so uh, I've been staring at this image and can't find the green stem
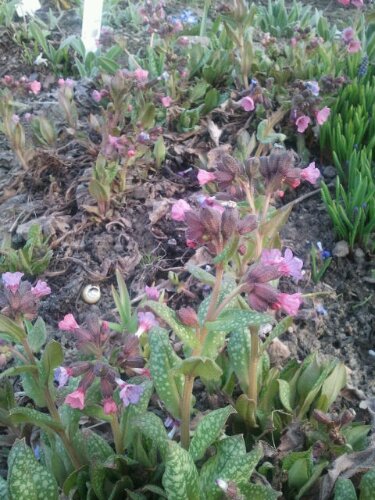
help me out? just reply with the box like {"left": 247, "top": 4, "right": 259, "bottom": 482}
{"left": 180, "top": 264, "right": 224, "bottom": 450}
{"left": 180, "top": 375, "right": 195, "bottom": 450}
{"left": 213, "top": 284, "right": 245, "bottom": 319}
{"left": 110, "top": 413, "right": 123, "bottom": 454}
{"left": 247, "top": 326, "right": 259, "bottom": 409}
{"left": 200, "top": 0, "right": 212, "bottom": 37}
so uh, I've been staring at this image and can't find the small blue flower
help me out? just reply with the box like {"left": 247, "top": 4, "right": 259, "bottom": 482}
{"left": 316, "top": 304, "right": 328, "bottom": 316}
{"left": 321, "top": 250, "right": 331, "bottom": 260}
{"left": 33, "top": 444, "right": 41, "bottom": 460}
{"left": 305, "top": 80, "right": 320, "bottom": 96}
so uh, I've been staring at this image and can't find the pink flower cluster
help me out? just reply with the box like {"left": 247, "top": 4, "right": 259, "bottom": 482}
{"left": 1, "top": 75, "right": 41, "bottom": 95}
{"left": 295, "top": 107, "right": 331, "bottom": 133}
{"left": 337, "top": 0, "right": 364, "bottom": 8}
{"left": 341, "top": 27, "right": 362, "bottom": 53}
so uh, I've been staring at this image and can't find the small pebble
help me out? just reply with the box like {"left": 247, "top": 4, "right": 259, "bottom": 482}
{"left": 332, "top": 240, "right": 349, "bottom": 258}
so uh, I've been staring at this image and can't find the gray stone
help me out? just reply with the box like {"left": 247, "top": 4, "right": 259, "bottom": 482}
{"left": 332, "top": 240, "right": 349, "bottom": 257}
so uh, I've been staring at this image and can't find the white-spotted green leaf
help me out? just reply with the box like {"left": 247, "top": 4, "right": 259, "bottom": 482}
{"left": 135, "top": 412, "right": 169, "bottom": 459}
{"left": 0, "top": 476, "right": 7, "bottom": 499}
{"left": 145, "top": 301, "right": 198, "bottom": 349}
{"left": 228, "top": 328, "right": 251, "bottom": 392}
{"left": 360, "top": 469, "right": 375, "bottom": 500}
{"left": 9, "top": 408, "right": 64, "bottom": 433}
{"left": 277, "top": 379, "right": 293, "bottom": 412}
{"left": 162, "top": 442, "right": 201, "bottom": 500}
{"left": 8, "top": 439, "right": 58, "bottom": 500}
{"left": 187, "top": 265, "right": 215, "bottom": 285}
{"left": 206, "top": 309, "right": 272, "bottom": 332}
{"left": 189, "top": 406, "right": 236, "bottom": 461}
{"left": 82, "top": 429, "right": 113, "bottom": 464}
{"left": 25, "top": 317, "right": 47, "bottom": 353}
{"left": 149, "top": 327, "right": 184, "bottom": 418}
{"left": 334, "top": 478, "right": 357, "bottom": 500}
{"left": 200, "top": 436, "right": 263, "bottom": 499}
{"left": 172, "top": 356, "right": 222, "bottom": 381}
{"left": 239, "top": 483, "right": 281, "bottom": 499}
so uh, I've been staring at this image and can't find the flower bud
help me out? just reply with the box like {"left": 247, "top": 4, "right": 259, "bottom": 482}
{"left": 177, "top": 307, "right": 198, "bottom": 327}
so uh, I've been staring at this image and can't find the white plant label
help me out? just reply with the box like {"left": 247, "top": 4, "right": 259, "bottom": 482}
{"left": 16, "top": 0, "right": 41, "bottom": 17}
{"left": 81, "top": 0, "right": 104, "bottom": 53}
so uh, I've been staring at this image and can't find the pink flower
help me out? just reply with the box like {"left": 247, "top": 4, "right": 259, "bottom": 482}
{"left": 29, "top": 80, "right": 41, "bottom": 95}
{"left": 342, "top": 27, "right": 355, "bottom": 42}
{"left": 54, "top": 366, "right": 72, "bottom": 388}
{"left": 24, "top": 113, "right": 32, "bottom": 122}
{"left": 197, "top": 169, "right": 216, "bottom": 186}
{"left": 161, "top": 96, "right": 172, "bottom": 108}
{"left": 171, "top": 199, "right": 191, "bottom": 221}
{"left": 59, "top": 314, "right": 79, "bottom": 331}
{"left": 261, "top": 249, "right": 303, "bottom": 281}
{"left": 116, "top": 379, "right": 144, "bottom": 406}
{"left": 65, "top": 78, "right": 74, "bottom": 88}
{"left": 127, "top": 149, "right": 136, "bottom": 157}
{"left": 92, "top": 90, "right": 102, "bottom": 102}
{"left": 65, "top": 388, "right": 85, "bottom": 410}
{"left": 186, "top": 239, "right": 197, "bottom": 249}
{"left": 291, "top": 37, "right": 297, "bottom": 47}
{"left": 295, "top": 115, "right": 311, "bottom": 133}
{"left": 2, "top": 272, "right": 24, "bottom": 294}
{"left": 316, "top": 107, "right": 331, "bottom": 126}
{"left": 134, "top": 68, "right": 149, "bottom": 83}
{"left": 301, "top": 162, "right": 321, "bottom": 184}
{"left": 351, "top": 0, "right": 364, "bottom": 7}
{"left": 347, "top": 39, "right": 361, "bottom": 53}
{"left": 58, "top": 78, "right": 65, "bottom": 86}
{"left": 172, "top": 20, "right": 184, "bottom": 33}
{"left": 178, "top": 36, "right": 189, "bottom": 46}
{"left": 145, "top": 285, "right": 159, "bottom": 300}
{"left": 12, "top": 114, "right": 20, "bottom": 124}
{"left": 136, "top": 311, "right": 158, "bottom": 337}
{"left": 238, "top": 96, "right": 255, "bottom": 112}
{"left": 108, "top": 134, "right": 120, "bottom": 148}
{"left": 31, "top": 280, "right": 51, "bottom": 298}
{"left": 276, "top": 293, "right": 303, "bottom": 316}
{"left": 103, "top": 398, "right": 118, "bottom": 415}
{"left": 337, "top": 0, "right": 350, "bottom": 5}
{"left": 199, "top": 196, "right": 225, "bottom": 214}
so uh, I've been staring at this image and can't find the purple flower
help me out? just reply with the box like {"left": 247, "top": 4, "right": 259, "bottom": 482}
{"left": 136, "top": 312, "right": 158, "bottom": 337}
{"left": 2, "top": 272, "right": 24, "bottom": 294}
{"left": 145, "top": 286, "right": 159, "bottom": 300}
{"left": 305, "top": 80, "right": 320, "bottom": 96}
{"left": 54, "top": 366, "right": 72, "bottom": 388}
{"left": 31, "top": 280, "right": 51, "bottom": 298}
{"left": 116, "top": 379, "right": 144, "bottom": 406}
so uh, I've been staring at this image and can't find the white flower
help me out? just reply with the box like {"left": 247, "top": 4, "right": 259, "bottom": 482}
{"left": 34, "top": 53, "right": 48, "bottom": 66}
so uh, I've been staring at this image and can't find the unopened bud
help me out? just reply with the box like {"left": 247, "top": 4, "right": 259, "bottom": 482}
{"left": 177, "top": 307, "right": 199, "bottom": 327}
{"left": 339, "top": 409, "right": 356, "bottom": 427}
{"left": 312, "top": 409, "right": 333, "bottom": 426}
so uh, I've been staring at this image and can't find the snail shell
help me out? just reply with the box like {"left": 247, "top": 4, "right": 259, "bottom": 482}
{"left": 82, "top": 285, "right": 101, "bottom": 304}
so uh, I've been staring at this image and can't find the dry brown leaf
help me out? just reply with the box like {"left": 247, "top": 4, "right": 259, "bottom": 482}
{"left": 148, "top": 199, "right": 170, "bottom": 225}
{"left": 207, "top": 119, "right": 222, "bottom": 147}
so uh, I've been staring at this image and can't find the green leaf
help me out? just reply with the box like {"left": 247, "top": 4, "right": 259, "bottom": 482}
{"left": 172, "top": 356, "right": 222, "bottom": 381}
{"left": 257, "top": 119, "right": 286, "bottom": 144}
{"left": 82, "top": 429, "right": 114, "bottom": 464}
{"left": 40, "top": 340, "right": 63, "bottom": 386}
{"left": 278, "top": 379, "right": 293, "bottom": 412}
{"left": 135, "top": 412, "right": 169, "bottom": 459}
{"left": 145, "top": 301, "right": 198, "bottom": 348}
{"left": 235, "top": 393, "right": 257, "bottom": 427}
{"left": 262, "top": 317, "right": 293, "bottom": 350}
{"left": 360, "top": 469, "right": 375, "bottom": 500}
{"left": 298, "top": 360, "right": 337, "bottom": 419}
{"left": 315, "top": 363, "right": 347, "bottom": 413}
{"left": 148, "top": 327, "right": 184, "bottom": 418}
{"left": 9, "top": 408, "right": 64, "bottom": 433}
{"left": 8, "top": 439, "right": 58, "bottom": 500}
{"left": 0, "top": 476, "right": 8, "bottom": 500}
{"left": 139, "top": 103, "right": 155, "bottom": 129}
{"left": 0, "top": 314, "right": 26, "bottom": 343}
{"left": 162, "top": 442, "right": 201, "bottom": 500}
{"left": 239, "top": 483, "right": 281, "bottom": 499}
{"left": 0, "top": 364, "right": 38, "bottom": 380}
{"left": 153, "top": 136, "right": 166, "bottom": 168}
{"left": 200, "top": 437, "right": 263, "bottom": 499}
{"left": 26, "top": 317, "right": 47, "bottom": 353}
{"left": 334, "top": 478, "right": 357, "bottom": 500}
{"left": 189, "top": 406, "right": 236, "bottom": 461}
{"left": 187, "top": 265, "right": 215, "bottom": 286}
{"left": 207, "top": 309, "right": 272, "bottom": 332}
